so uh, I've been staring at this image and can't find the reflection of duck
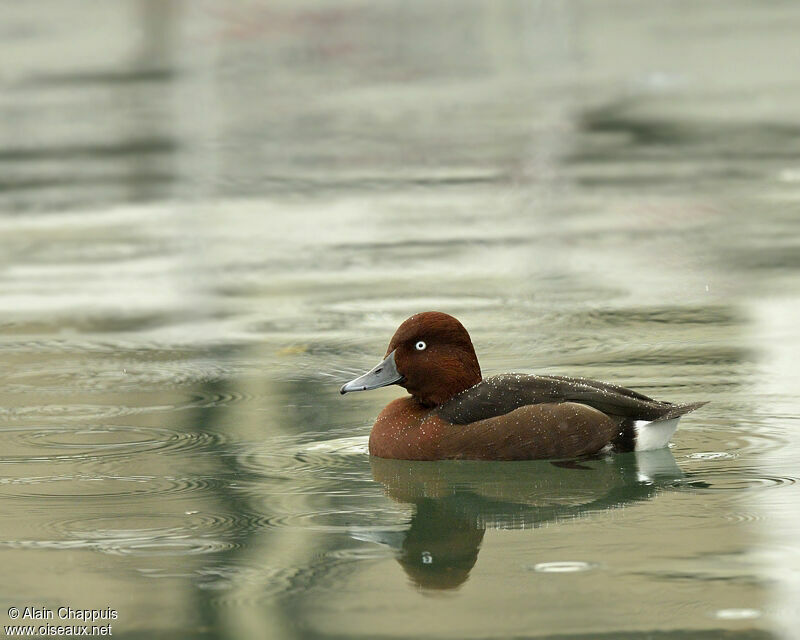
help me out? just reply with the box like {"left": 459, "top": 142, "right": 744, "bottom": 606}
{"left": 354, "top": 451, "right": 683, "bottom": 590}
{"left": 341, "top": 312, "right": 706, "bottom": 460}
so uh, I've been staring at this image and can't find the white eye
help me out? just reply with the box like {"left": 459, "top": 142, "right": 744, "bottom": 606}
{"left": 415, "top": 340, "right": 427, "bottom": 351}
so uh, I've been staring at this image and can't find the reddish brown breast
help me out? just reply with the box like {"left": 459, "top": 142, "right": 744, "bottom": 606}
{"left": 369, "top": 397, "right": 448, "bottom": 460}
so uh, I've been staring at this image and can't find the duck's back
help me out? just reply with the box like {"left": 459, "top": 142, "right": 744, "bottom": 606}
{"left": 432, "top": 374, "right": 706, "bottom": 458}
{"left": 437, "top": 374, "right": 704, "bottom": 424}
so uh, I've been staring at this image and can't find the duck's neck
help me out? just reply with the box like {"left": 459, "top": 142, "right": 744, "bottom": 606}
{"left": 412, "top": 353, "right": 482, "bottom": 408}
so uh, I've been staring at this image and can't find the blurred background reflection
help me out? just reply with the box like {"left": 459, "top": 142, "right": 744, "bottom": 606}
{"left": 1, "top": 1, "right": 800, "bottom": 638}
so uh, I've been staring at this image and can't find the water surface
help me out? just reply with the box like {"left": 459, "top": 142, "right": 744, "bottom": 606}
{"left": 2, "top": 1, "right": 800, "bottom": 638}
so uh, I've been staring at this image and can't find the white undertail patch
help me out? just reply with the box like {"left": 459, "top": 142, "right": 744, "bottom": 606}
{"left": 634, "top": 447, "right": 684, "bottom": 483}
{"left": 633, "top": 417, "right": 680, "bottom": 452}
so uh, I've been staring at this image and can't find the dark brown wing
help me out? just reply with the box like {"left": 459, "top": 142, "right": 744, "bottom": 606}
{"left": 436, "top": 373, "right": 706, "bottom": 424}
{"left": 538, "top": 374, "right": 656, "bottom": 402}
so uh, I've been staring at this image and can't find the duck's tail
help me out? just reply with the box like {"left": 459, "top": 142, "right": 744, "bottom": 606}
{"left": 615, "top": 401, "right": 708, "bottom": 452}
{"left": 658, "top": 400, "right": 708, "bottom": 420}
{"left": 632, "top": 418, "right": 681, "bottom": 451}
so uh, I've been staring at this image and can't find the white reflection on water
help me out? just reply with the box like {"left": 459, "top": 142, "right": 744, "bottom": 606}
{"left": 753, "top": 298, "right": 800, "bottom": 638}
{"left": 531, "top": 561, "right": 597, "bottom": 573}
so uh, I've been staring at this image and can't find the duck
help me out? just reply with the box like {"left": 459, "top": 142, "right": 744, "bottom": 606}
{"left": 339, "top": 311, "right": 706, "bottom": 461}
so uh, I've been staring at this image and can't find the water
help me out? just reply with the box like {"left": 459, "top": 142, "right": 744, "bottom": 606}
{"left": 2, "top": 1, "right": 800, "bottom": 638}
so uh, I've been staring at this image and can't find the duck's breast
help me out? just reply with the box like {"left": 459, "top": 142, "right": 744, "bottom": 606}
{"left": 369, "top": 397, "right": 446, "bottom": 460}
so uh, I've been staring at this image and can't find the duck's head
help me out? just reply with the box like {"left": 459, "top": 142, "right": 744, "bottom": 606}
{"left": 340, "top": 311, "right": 482, "bottom": 407}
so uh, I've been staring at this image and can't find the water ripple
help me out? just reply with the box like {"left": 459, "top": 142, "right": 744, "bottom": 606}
{"left": 0, "top": 473, "right": 221, "bottom": 499}
{"left": 0, "top": 534, "right": 232, "bottom": 556}
{"left": 675, "top": 473, "right": 796, "bottom": 492}
{"left": 0, "top": 390, "right": 251, "bottom": 422}
{"left": 236, "top": 434, "right": 371, "bottom": 490}
{"left": 0, "top": 425, "right": 229, "bottom": 463}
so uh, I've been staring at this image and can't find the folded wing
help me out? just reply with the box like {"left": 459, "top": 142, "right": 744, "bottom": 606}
{"left": 437, "top": 373, "right": 706, "bottom": 424}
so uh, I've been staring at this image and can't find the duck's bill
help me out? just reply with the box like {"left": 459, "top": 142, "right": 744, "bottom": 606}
{"left": 340, "top": 350, "right": 404, "bottom": 394}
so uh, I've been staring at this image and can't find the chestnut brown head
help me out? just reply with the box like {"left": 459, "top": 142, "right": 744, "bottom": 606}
{"left": 340, "top": 311, "right": 482, "bottom": 407}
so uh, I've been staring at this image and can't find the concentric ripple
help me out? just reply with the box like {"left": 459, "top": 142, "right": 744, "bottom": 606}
{"left": 236, "top": 434, "right": 371, "bottom": 489}
{"left": 0, "top": 473, "right": 221, "bottom": 499}
{"left": 255, "top": 504, "right": 403, "bottom": 532}
{"left": 675, "top": 473, "right": 797, "bottom": 492}
{"left": 3, "top": 356, "right": 253, "bottom": 396}
{"left": 50, "top": 511, "right": 275, "bottom": 544}
{"left": 0, "top": 532, "right": 233, "bottom": 556}
{"left": 0, "top": 425, "right": 229, "bottom": 463}
{"left": 47, "top": 513, "right": 238, "bottom": 556}
{"left": 0, "top": 389, "right": 251, "bottom": 423}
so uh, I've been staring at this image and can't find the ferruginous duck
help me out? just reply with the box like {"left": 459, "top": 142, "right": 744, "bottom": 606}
{"left": 340, "top": 311, "right": 706, "bottom": 460}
